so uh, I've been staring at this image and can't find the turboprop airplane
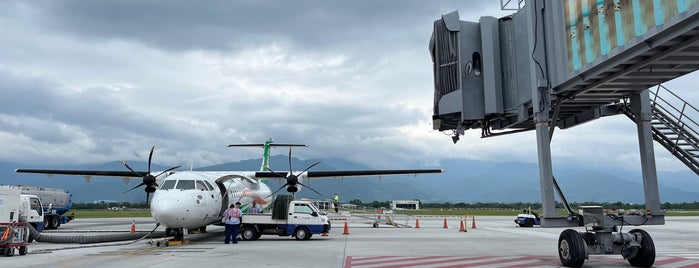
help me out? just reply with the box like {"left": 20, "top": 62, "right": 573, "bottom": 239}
{"left": 15, "top": 140, "right": 443, "bottom": 240}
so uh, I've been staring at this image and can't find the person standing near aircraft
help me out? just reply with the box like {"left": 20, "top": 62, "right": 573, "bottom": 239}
{"left": 333, "top": 193, "right": 339, "bottom": 213}
{"left": 223, "top": 202, "right": 243, "bottom": 244}
{"left": 249, "top": 200, "right": 261, "bottom": 213}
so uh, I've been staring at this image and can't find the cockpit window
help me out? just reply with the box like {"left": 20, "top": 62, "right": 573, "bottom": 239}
{"left": 175, "top": 180, "right": 195, "bottom": 190}
{"left": 203, "top": 180, "right": 214, "bottom": 190}
{"left": 195, "top": 180, "right": 208, "bottom": 191}
{"left": 160, "top": 180, "right": 176, "bottom": 190}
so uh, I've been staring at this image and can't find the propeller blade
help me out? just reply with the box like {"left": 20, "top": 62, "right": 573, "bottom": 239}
{"left": 264, "top": 183, "right": 289, "bottom": 199}
{"left": 297, "top": 182, "right": 324, "bottom": 197}
{"left": 154, "top": 165, "right": 182, "bottom": 178}
{"left": 120, "top": 182, "right": 146, "bottom": 196}
{"left": 299, "top": 161, "right": 321, "bottom": 174}
{"left": 265, "top": 167, "right": 286, "bottom": 179}
{"left": 121, "top": 161, "right": 140, "bottom": 176}
{"left": 288, "top": 147, "right": 293, "bottom": 172}
{"left": 147, "top": 146, "right": 155, "bottom": 172}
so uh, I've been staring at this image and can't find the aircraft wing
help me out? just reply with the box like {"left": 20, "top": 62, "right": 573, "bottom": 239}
{"left": 15, "top": 169, "right": 147, "bottom": 177}
{"left": 255, "top": 169, "right": 444, "bottom": 178}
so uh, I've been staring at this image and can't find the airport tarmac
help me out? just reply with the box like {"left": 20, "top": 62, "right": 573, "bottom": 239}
{"left": 3, "top": 215, "right": 699, "bottom": 268}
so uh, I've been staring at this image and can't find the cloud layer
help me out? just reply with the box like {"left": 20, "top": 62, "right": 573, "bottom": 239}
{"left": 1, "top": 0, "right": 696, "bottom": 173}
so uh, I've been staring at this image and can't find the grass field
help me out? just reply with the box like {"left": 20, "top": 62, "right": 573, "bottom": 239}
{"left": 66, "top": 208, "right": 699, "bottom": 219}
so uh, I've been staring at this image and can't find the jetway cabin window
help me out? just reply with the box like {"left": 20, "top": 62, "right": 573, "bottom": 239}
{"left": 160, "top": 180, "right": 176, "bottom": 190}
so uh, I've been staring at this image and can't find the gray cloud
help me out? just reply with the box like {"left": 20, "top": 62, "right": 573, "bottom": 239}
{"left": 0, "top": 0, "right": 696, "bottom": 173}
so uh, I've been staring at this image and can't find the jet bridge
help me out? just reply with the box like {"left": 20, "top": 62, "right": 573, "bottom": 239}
{"left": 430, "top": 0, "right": 699, "bottom": 228}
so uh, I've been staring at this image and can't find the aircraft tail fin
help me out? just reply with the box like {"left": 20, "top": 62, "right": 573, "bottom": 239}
{"left": 228, "top": 138, "right": 307, "bottom": 171}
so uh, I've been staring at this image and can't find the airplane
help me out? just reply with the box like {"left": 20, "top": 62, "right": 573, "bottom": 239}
{"left": 15, "top": 139, "right": 444, "bottom": 240}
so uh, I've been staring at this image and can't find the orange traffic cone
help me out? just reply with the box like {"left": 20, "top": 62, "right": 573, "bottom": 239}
{"left": 459, "top": 219, "right": 466, "bottom": 232}
{"left": 415, "top": 218, "right": 420, "bottom": 228}
{"left": 471, "top": 216, "right": 477, "bottom": 229}
{"left": 343, "top": 220, "right": 349, "bottom": 235}
{"left": 130, "top": 219, "right": 136, "bottom": 233}
{"left": 443, "top": 217, "right": 448, "bottom": 229}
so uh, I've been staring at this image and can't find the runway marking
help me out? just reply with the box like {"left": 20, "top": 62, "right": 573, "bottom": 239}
{"left": 87, "top": 247, "right": 213, "bottom": 256}
{"left": 345, "top": 255, "right": 699, "bottom": 268}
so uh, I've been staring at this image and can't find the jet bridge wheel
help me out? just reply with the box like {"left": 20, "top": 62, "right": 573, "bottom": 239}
{"left": 558, "top": 229, "right": 587, "bottom": 267}
{"left": 627, "top": 229, "right": 655, "bottom": 267}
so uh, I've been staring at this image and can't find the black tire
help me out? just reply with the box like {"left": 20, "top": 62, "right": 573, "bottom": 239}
{"left": 294, "top": 227, "right": 310, "bottom": 240}
{"left": 523, "top": 218, "right": 534, "bottom": 227}
{"left": 19, "top": 246, "right": 27, "bottom": 256}
{"left": 43, "top": 217, "right": 50, "bottom": 230}
{"left": 4, "top": 247, "right": 14, "bottom": 257}
{"left": 627, "top": 229, "right": 655, "bottom": 267}
{"left": 558, "top": 229, "right": 587, "bottom": 267}
{"left": 241, "top": 226, "right": 258, "bottom": 241}
{"left": 51, "top": 216, "right": 60, "bottom": 229}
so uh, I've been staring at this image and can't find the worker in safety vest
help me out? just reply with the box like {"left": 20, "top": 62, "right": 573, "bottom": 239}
{"left": 223, "top": 202, "right": 243, "bottom": 244}
{"left": 333, "top": 193, "right": 339, "bottom": 213}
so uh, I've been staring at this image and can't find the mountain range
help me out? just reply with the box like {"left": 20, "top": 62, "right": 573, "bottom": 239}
{"left": 1, "top": 156, "right": 697, "bottom": 204}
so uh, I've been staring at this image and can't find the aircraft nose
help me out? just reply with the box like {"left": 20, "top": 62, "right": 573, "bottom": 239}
{"left": 151, "top": 196, "right": 186, "bottom": 227}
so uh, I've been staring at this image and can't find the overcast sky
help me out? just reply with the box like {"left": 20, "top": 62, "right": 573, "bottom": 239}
{"left": 1, "top": 0, "right": 697, "bottom": 173}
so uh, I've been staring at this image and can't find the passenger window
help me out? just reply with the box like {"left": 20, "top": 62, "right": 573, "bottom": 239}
{"left": 160, "top": 180, "right": 176, "bottom": 190}
{"left": 176, "top": 180, "right": 195, "bottom": 190}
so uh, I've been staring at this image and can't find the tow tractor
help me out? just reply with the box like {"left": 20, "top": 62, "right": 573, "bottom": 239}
{"left": 558, "top": 206, "right": 655, "bottom": 267}
{"left": 514, "top": 207, "right": 540, "bottom": 227}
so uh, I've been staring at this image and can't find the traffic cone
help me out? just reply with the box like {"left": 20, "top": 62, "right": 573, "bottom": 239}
{"left": 415, "top": 218, "right": 420, "bottom": 228}
{"left": 443, "top": 217, "right": 448, "bottom": 229}
{"left": 471, "top": 216, "right": 477, "bottom": 229}
{"left": 459, "top": 219, "right": 466, "bottom": 232}
{"left": 130, "top": 219, "right": 136, "bottom": 233}
{"left": 343, "top": 220, "right": 349, "bottom": 235}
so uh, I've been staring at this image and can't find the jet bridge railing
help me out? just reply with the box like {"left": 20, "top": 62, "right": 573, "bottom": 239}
{"left": 622, "top": 84, "right": 699, "bottom": 175}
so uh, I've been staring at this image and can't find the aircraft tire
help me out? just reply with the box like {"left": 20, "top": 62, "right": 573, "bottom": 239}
{"left": 627, "top": 229, "right": 655, "bottom": 267}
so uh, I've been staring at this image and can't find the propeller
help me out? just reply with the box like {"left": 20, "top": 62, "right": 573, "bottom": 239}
{"left": 121, "top": 146, "right": 181, "bottom": 204}
{"left": 265, "top": 147, "right": 324, "bottom": 198}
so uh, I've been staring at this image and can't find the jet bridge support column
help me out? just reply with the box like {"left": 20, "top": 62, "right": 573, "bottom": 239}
{"left": 630, "top": 90, "right": 665, "bottom": 222}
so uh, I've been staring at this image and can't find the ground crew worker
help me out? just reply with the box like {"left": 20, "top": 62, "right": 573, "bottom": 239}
{"left": 223, "top": 202, "right": 243, "bottom": 244}
{"left": 333, "top": 193, "right": 339, "bottom": 213}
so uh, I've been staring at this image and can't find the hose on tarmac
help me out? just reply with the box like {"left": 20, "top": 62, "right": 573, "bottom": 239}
{"left": 28, "top": 223, "right": 166, "bottom": 244}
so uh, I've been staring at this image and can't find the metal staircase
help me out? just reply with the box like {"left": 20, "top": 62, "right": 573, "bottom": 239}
{"left": 624, "top": 85, "right": 699, "bottom": 175}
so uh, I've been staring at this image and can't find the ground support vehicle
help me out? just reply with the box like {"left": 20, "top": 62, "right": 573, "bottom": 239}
{"left": 240, "top": 196, "right": 331, "bottom": 241}
{"left": 558, "top": 206, "right": 655, "bottom": 267}
{"left": 18, "top": 185, "right": 74, "bottom": 230}
{"left": 514, "top": 207, "right": 541, "bottom": 227}
{"left": 0, "top": 222, "right": 30, "bottom": 257}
